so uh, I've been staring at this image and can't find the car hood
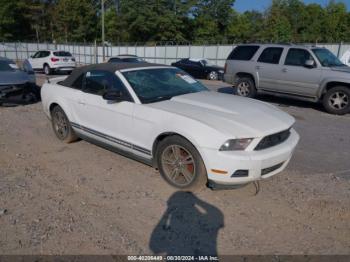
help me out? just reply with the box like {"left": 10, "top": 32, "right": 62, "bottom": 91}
{"left": 149, "top": 91, "right": 295, "bottom": 138}
{"left": 330, "top": 66, "right": 350, "bottom": 74}
{"left": 0, "top": 70, "right": 31, "bottom": 85}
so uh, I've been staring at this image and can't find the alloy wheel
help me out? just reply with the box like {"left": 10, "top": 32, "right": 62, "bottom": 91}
{"left": 161, "top": 145, "right": 196, "bottom": 187}
{"left": 329, "top": 91, "right": 349, "bottom": 110}
{"left": 209, "top": 71, "right": 218, "bottom": 80}
{"left": 53, "top": 110, "right": 68, "bottom": 139}
{"left": 237, "top": 81, "right": 250, "bottom": 96}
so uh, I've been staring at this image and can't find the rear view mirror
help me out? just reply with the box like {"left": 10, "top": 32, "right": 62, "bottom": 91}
{"left": 103, "top": 90, "right": 123, "bottom": 101}
{"left": 304, "top": 59, "right": 315, "bottom": 68}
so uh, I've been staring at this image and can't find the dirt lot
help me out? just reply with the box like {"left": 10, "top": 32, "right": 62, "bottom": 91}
{"left": 0, "top": 74, "right": 350, "bottom": 255}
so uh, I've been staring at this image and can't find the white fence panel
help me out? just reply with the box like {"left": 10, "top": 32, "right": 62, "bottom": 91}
{"left": 2, "top": 42, "right": 350, "bottom": 67}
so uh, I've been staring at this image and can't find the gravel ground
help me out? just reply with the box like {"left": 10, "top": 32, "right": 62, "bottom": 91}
{"left": 0, "top": 74, "right": 349, "bottom": 255}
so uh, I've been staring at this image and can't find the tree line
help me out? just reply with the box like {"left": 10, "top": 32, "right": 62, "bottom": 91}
{"left": 0, "top": 0, "right": 349, "bottom": 44}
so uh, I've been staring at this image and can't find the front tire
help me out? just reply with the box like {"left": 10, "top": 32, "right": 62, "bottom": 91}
{"left": 156, "top": 136, "right": 207, "bottom": 190}
{"left": 322, "top": 86, "right": 350, "bottom": 115}
{"left": 51, "top": 105, "right": 78, "bottom": 143}
{"left": 208, "top": 71, "right": 218, "bottom": 80}
{"left": 236, "top": 77, "right": 257, "bottom": 98}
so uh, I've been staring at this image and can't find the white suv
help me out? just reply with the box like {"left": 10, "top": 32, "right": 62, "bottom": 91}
{"left": 28, "top": 50, "right": 76, "bottom": 75}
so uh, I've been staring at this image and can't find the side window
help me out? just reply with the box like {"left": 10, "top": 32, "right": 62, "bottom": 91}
{"left": 33, "top": 52, "right": 41, "bottom": 58}
{"left": 188, "top": 60, "right": 201, "bottom": 67}
{"left": 285, "top": 48, "right": 314, "bottom": 66}
{"left": 41, "top": 51, "right": 50, "bottom": 58}
{"left": 83, "top": 70, "right": 132, "bottom": 101}
{"left": 108, "top": 58, "right": 121, "bottom": 63}
{"left": 228, "top": 45, "right": 260, "bottom": 61}
{"left": 83, "top": 70, "right": 114, "bottom": 95}
{"left": 71, "top": 74, "right": 84, "bottom": 90}
{"left": 258, "top": 47, "right": 283, "bottom": 64}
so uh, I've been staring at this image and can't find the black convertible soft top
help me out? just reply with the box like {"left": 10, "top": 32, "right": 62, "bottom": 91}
{"left": 60, "top": 62, "right": 167, "bottom": 87}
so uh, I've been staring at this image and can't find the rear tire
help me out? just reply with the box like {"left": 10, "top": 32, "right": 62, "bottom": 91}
{"left": 236, "top": 77, "right": 257, "bottom": 98}
{"left": 44, "top": 64, "right": 52, "bottom": 75}
{"left": 156, "top": 135, "right": 207, "bottom": 190}
{"left": 51, "top": 105, "right": 78, "bottom": 143}
{"left": 322, "top": 86, "right": 350, "bottom": 115}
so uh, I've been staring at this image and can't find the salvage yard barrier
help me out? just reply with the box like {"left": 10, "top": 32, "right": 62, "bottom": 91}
{"left": 1, "top": 41, "right": 349, "bottom": 67}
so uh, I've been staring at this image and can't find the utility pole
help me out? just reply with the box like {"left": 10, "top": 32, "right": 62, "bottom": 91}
{"left": 102, "top": 0, "right": 105, "bottom": 61}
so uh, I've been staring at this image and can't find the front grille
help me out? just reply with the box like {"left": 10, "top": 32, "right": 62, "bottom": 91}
{"left": 261, "top": 162, "right": 284, "bottom": 176}
{"left": 255, "top": 128, "right": 291, "bottom": 151}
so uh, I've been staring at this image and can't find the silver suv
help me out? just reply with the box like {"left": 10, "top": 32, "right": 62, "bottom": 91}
{"left": 224, "top": 44, "right": 350, "bottom": 115}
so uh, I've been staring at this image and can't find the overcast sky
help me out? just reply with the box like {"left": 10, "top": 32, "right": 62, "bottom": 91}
{"left": 234, "top": 0, "right": 350, "bottom": 12}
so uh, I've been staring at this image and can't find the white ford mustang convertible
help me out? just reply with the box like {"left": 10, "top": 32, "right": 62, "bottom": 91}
{"left": 41, "top": 63, "right": 299, "bottom": 190}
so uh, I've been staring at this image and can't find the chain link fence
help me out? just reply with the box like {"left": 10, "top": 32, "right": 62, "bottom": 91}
{"left": 1, "top": 41, "right": 350, "bottom": 67}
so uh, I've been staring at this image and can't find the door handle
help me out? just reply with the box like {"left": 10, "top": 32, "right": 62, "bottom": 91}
{"left": 78, "top": 101, "right": 85, "bottom": 105}
{"left": 255, "top": 66, "right": 261, "bottom": 70}
{"left": 282, "top": 68, "right": 288, "bottom": 73}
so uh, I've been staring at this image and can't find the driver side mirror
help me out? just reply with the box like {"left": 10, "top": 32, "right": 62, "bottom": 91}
{"left": 30, "top": 55, "right": 34, "bottom": 58}
{"left": 102, "top": 90, "right": 123, "bottom": 102}
{"left": 304, "top": 59, "right": 315, "bottom": 68}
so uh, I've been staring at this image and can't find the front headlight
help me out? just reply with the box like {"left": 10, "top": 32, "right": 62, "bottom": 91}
{"left": 219, "top": 138, "right": 253, "bottom": 151}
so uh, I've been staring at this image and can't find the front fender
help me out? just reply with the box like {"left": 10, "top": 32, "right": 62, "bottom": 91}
{"left": 318, "top": 77, "right": 350, "bottom": 98}
{"left": 40, "top": 83, "right": 77, "bottom": 123}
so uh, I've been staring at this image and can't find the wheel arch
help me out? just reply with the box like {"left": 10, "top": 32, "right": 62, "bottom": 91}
{"left": 151, "top": 132, "right": 206, "bottom": 169}
{"left": 319, "top": 80, "right": 350, "bottom": 99}
{"left": 49, "top": 102, "right": 59, "bottom": 113}
{"left": 48, "top": 101, "right": 74, "bottom": 122}
{"left": 235, "top": 72, "right": 256, "bottom": 87}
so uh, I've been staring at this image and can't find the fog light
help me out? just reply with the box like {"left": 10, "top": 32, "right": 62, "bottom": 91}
{"left": 231, "top": 170, "right": 249, "bottom": 177}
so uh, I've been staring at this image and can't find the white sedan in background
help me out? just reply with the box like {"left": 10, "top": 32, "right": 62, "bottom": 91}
{"left": 28, "top": 50, "right": 76, "bottom": 75}
{"left": 41, "top": 63, "right": 299, "bottom": 190}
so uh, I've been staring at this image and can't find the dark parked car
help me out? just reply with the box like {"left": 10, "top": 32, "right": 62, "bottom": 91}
{"left": 0, "top": 57, "right": 40, "bottom": 106}
{"left": 171, "top": 58, "right": 224, "bottom": 80}
{"left": 107, "top": 55, "right": 145, "bottom": 63}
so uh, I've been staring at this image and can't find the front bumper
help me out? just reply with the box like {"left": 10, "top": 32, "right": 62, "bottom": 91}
{"left": 201, "top": 129, "right": 299, "bottom": 186}
{"left": 0, "top": 82, "right": 40, "bottom": 104}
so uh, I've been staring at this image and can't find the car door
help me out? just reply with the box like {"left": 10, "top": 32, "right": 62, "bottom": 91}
{"left": 175, "top": 59, "right": 192, "bottom": 74}
{"left": 74, "top": 70, "right": 136, "bottom": 153}
{"left": 279, "top": 48, "right": 322, "bottom": 97}
{"left": 28, "top": 51, "right": 42, "bottom": 69}
{"left": 184, "top": 60, "right": 203, "bottom": 78}
{"left": 255, "top": 47, "right": 284, "bottom": 90}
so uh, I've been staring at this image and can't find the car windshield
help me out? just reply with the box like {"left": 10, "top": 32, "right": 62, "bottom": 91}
{"left": 312, "top": 48, "right": 345, "bottom": 67}
{"left": 0, "top": 60, "right": 18, "bottom": 72}
{"left": 53, "top": 51, "right": 72, "bottom": 57}
{"left": 201, "top": 59, "right": 215, "bottom": 66}
{"left": 122, "top": 57, "right": 143, "bottom": 62}
{"left": 110, "top": 57, "right": 143, "bottom": 63}
{"left": 122, "top": 68, "right": 208, "bottom": 103}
